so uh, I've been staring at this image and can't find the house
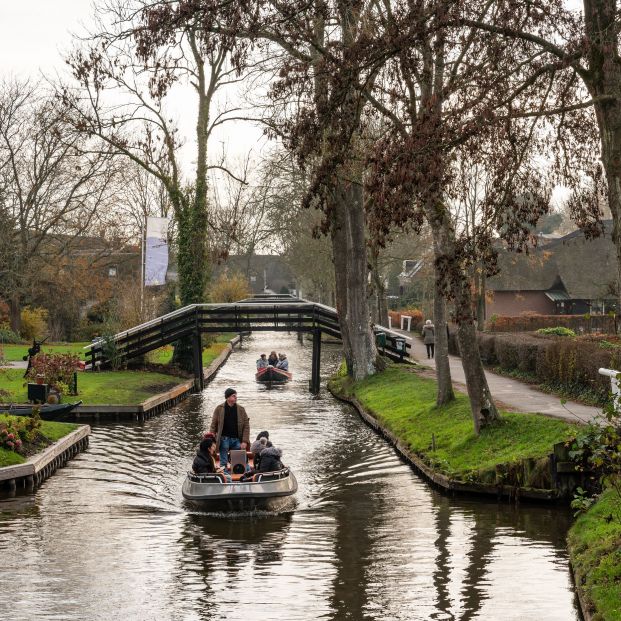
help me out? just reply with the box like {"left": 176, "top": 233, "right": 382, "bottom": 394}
{"left": 486, "top": 221, "right": 617, "bottom": 316}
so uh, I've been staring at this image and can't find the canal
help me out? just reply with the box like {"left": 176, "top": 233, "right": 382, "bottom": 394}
{"left": 0, "top": 333, "right": 581, "bottom": 620}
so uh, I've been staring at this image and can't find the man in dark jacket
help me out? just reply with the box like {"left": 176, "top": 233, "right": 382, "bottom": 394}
{"left": 258, "top": 446, "right": 284, "bottom": 472}
{"left": 192, "top": 438, "right": 217, "bottom": 473}
{"left": 209, "top": 388, "right": 250, "bottom": 470}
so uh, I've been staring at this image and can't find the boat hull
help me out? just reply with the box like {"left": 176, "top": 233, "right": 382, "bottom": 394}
{"left": 182, "top": 470, "right": 298, "bottom": 512}
{"left": 0, "top": 401, "right": 83, "bottom": 420}
{"left": 255, "top": 366, "right": 292, "bottom": 383}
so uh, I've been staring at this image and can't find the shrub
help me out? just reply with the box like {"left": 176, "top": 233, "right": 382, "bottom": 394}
{"left": 101, "top": 334, "right": 123, "bottom": 370}
{"left": 0, "top": 326, "right": 22, "bottom": 343}
{"left": 20, "top": 307, "right": 48, "bottom": 341}
{"left": 0, "top": 414, "right": 42, "bottom": 454}
{"left": 537, "top": 326, "right": 576, "bottom": 337}
{"left": 209, "top": 270, "right": 251, "bottom": 303}
{"left": 25, "top": 353, "right": 80, "bottom": 395}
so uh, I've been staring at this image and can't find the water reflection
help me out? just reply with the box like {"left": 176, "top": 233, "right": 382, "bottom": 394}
{"left": 0, "top": 333, "right": 580, "bottom": 620}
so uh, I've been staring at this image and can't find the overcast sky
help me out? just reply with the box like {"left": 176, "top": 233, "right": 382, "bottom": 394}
{"left": 0, "top": 1, "right": 267, "bottom": 180}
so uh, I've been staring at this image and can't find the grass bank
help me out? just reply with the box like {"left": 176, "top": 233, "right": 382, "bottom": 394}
{"left": 0, "top": 368, "right": 186, "bottom": 405}
{"left": 328, "top": 364, "right": 577, "bottom": 481}
{"left": 1, "top": 342, "right": 89, "bottom": 362}
{"left": 0, "top": 414, "right": 78, "bottom": 467}
{"left": 146, "top": 333, "right": 235, "bottom": 366}
{"left": 568, "top": 489, "right": 621, "bottom": 621}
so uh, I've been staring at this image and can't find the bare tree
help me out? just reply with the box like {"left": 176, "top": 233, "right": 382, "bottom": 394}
{"left": 0, "top": 79, "right": 120, "bottom": 334}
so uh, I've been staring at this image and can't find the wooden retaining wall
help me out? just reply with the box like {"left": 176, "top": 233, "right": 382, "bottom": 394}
{"left": 0, "top": 425, "right": 90, "bottom": 494}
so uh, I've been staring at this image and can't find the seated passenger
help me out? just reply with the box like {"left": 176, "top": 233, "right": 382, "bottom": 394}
{"left": 250, "top": 431, "right": 270, "bottom": 469}
{"left": 276, "top": 353, "right": 289, "bottom": 372}
{"left": 192, "top": 438, "right": 231, "bottom": 481}
{"left": 256, "top": 353, "right": 268, "bottom": 370}
{"left": 267, "top": 351, "right": 278, "bottom": 366}
{"left": 258, "top": 445, "right": 284, "bottom": 472}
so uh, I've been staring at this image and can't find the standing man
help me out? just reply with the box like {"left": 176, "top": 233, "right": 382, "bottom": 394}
{"left": 210, "top": 387, "right": 250, "bottom": 470}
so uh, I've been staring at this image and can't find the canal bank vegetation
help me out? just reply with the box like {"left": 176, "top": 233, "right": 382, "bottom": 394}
{"left": 569, "top": 488, "right": 621, "bottom": 621}
{"left": 0, "top": 413, "right": 78, "bottom": 467}
{"left": 328, "top": 364, "right": 577, "bottom": 481}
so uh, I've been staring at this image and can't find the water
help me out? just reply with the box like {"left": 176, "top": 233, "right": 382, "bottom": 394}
{"left": 0, "top": 333, "right": 581, "bottom": 620}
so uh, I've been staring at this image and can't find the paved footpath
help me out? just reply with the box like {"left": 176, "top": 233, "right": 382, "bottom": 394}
{"left": 395, "top": 329, "right": 601, "bottom": 425}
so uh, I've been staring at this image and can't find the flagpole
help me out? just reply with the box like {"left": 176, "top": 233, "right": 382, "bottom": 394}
{"left": 140, "top": 218, "right": 146, "bottom": 317}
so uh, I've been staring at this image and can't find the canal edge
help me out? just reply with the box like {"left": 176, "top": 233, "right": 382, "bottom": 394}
{"left": 327, "top": 384, "right": 559, "bottom": 503}
{"left": 71, "top": 335, "right": 241, "bottom": 421}
{"left": 0, "top": 425, "right": 91, "bottom": 493}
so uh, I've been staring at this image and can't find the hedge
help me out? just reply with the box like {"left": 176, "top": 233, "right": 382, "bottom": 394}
{"left": 448, "top": 330, "right": 621, "bottom": 403}
{"left": 388, "top": 307, "right": 424, "bottom": 331}
{"left": 485, "top": 313, "right": 616, "bottom": 334}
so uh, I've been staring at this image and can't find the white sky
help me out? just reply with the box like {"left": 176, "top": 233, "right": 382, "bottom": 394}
{"left": 0, "top": 1, "right": 267, "bottom": 180}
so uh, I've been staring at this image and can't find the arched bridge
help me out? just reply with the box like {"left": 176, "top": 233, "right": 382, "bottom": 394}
{"left": 85, "top": 295, "right": 410, "bottom": 393}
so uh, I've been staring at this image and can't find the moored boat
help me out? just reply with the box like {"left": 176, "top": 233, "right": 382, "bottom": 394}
{"left": 255, "top": 366, "right": 292, "bottom": 383}
{"left": 0, "top": 401, "right": 83, "bottom": 420}
{"left": 182, "top": 467, "right": 298, "bottom": 512}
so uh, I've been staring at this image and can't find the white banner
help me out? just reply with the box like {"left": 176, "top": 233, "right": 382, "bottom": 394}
{"left": 144, "top": 217, "right": 169, "bottom": 286}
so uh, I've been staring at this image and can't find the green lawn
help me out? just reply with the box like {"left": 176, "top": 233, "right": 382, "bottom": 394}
{"left": 329, "top": 364, "right": 577, "bottom": 479}
{"left": 1, "top": 342, "right": 89, "bottom": 362}
{"left": 147, "top": 338, "right": 231, "bottom": 366}
{"left": 0, "top": 413, "right": 78, "bottom": 467}
{"left": 0, "top": 368, "right": 186, "bottom": 405}
{"left": 568, "top": 488, "right": 621, "bottom": 621}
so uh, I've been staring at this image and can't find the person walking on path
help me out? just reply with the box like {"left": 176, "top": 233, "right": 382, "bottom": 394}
{"left": 422, "top": 319, "right": 435, "bottom": 359}
{"left": 209, "top": 388, "right": 250, "bottom": 470}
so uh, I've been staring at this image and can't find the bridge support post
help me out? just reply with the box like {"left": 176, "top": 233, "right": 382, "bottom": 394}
{"left": 192, "top": 331, "right": 204, "bottom": 392}
{"left": 310, "top": 328, "right": 321, "bottom": 394}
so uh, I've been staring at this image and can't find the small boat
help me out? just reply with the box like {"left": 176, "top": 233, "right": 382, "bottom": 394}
{"left": 0, "top": 401, "right": 83, "bottom": 420}
{"left": 182, "top": 467, "right": 298, "bottom": 512}
{"left": 255, "top": 366, "right": 292, "bottom": 383}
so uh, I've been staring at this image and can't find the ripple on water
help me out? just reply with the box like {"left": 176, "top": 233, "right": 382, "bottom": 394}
{"left": 0, "top": 333, "right": 579, "bottom": 621}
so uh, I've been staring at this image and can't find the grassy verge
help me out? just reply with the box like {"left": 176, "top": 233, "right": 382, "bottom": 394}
{"left": 329, "top": 364, "right": 576, "bottom": 480}
{"left": 0, "top": 368, "right": 186, "bottom": 405}
{"left": 568, "top": 489, "right": 621, "bottom": 621}
{"left": 0, "top": 414, "right": 78, "bottom": 467}
{"left": 1, "top": 342, "right": 89, "bottom": 362}
{"left": 146, "top": 334, "right": 233, "bottom": 366}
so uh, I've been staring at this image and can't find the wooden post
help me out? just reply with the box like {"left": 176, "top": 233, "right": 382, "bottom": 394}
{"left": 310, "top": 328, "right": 322, "bottom": 394}
{"left": 192, "top": 330, "right": 204, "bottom": 392}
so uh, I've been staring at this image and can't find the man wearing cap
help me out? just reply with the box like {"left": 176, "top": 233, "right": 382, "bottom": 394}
{"left": 209, "top": 388, "right": 250, "bottom": 471}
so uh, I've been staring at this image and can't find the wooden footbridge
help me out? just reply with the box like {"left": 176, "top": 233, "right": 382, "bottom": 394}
{"left": 84, "top": 294, "right": 410, "bottom": 393}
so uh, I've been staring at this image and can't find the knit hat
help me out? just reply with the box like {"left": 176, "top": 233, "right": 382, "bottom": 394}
{"left": 256, "top": 430, "right": 270, "bottom": 440}
{"left": 224, "top": 387, "right": 237, "bottom": 399}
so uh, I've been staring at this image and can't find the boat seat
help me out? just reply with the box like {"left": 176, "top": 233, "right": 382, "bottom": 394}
{"left": 188, "top": 471, "right": 226, "bottom": 483}
{"left": 252, "top": 468, "right": 289, "bottom": 483}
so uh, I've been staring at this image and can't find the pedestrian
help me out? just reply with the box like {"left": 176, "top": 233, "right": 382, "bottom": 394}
{"left": 422, "top": 319, "right": 435, "bottom": 359}
{"left": 209, "top": 388, "right": 250, "bottom": 471}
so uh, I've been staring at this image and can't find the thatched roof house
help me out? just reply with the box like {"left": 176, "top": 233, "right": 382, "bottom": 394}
{"left": 487, "top": 221, "right": 617, "bottom": 316}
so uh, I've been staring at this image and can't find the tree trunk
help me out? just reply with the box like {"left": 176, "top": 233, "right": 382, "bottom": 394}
{"left": 331, "top": 179, "right": 383, "bottom": 380}
{"left": 369, "top": 248, "right": 389, "bottom": 327}
{"left": 430, "top": 224, "right": 455, "bottom": 406}
{"left": 477, "top": 269, "right": 486, "bottom": 331}
{"left": 9, "top": 293, "right": 20, "bottom": 335}
{"left": 454, "top": 275, "right": 499, "bottom": 433}
{"left": 428, "top": 202, "right": 498, "bottom": 431}
{"left": 583, "top": 0, "right": 621, "bottom": 327}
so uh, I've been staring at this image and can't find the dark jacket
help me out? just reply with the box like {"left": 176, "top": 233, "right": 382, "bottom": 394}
{"left": 268, "top": 355, "right": 278, "bottom": 366}
{"left": 192, "top": 451, "right": 216, "bottom": 474}
{"left": 258, "top": 446, "right": 284, "bottom": 472}
{"left": 210, "top": 402, "right": 250, "bottom": 451}
{"left": 422, "top": 324, "right": 435, "bottom": 345}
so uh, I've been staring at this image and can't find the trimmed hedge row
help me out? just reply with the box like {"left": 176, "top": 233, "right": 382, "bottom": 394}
{"left": 485, "top": 313, "right": 616, "bottom": 334}
{"left": 448, "top": 330, "right": 621, "bottom": 403}
{"left": 388, "top": 308, "right": 424, "bottom": 331}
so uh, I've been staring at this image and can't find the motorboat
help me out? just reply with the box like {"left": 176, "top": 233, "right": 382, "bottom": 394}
{"left": 0, "top": 401, "right": 83, "bottom": 420}
{"left": 255, "top": 366, "right": 292, "bottom": 383}
{"left": 182, "top": 451, "right": 298, "bottom": 512}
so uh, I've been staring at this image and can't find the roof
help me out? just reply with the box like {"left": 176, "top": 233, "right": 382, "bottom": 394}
{"left": 488, "top": 220, "right": 616, "bottom": 300}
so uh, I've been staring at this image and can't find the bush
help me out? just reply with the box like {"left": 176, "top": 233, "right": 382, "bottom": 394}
{"left": 25, "top": 353, "right": 80, "bottom": 395}
{"left": 209, "top": 270, "right": 251, "bottom": 303}
{"left": 20, "top": 307, "right": 48, "bottom": 341}
{"left": 0, "top": 414, "right": 42, "bottom": 454}
{"left": 0, "top": 326, "right": 22, "bottom": 344}
{"left": 536, "top": 326, "right": 576, "bottom": 337}
{"left": 388, "top": 307, "right": 424, "bottom": 331}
